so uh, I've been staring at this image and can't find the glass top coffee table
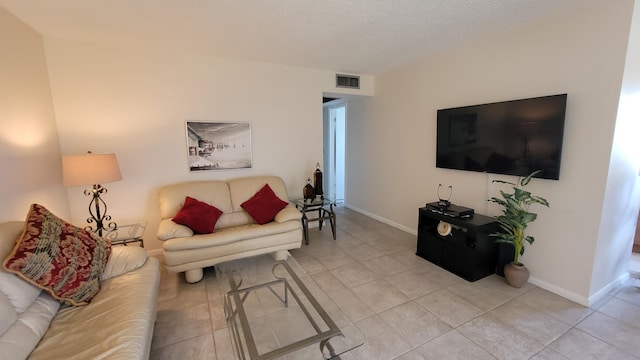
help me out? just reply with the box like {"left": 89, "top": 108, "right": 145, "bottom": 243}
{"left": 216, "top": 254, "right": 363, "bottom": 359}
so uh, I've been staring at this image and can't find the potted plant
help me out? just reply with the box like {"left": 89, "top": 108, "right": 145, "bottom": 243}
{"left": 489, "top": 170, "right": 549, "bottom": 287}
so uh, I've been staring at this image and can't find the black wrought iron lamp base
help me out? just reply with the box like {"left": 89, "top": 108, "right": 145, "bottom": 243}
{"left": 84, "top": 184, "right": 117, "bottom": 237}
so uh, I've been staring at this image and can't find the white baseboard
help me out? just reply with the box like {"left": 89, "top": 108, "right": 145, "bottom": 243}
{"left": 528, "top": 276, "right": 590, "bottom": 306}
{"left": 342, "top": 203, "right": 417, "bottom": 235}
{"left": 515, "top": 271, "right": 628, "bottom": 307}
{"left": 587, "top": 272, "right": 629, "bottom": 306}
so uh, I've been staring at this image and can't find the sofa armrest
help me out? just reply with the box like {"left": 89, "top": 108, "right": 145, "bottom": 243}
{"left": 274, "top": 205, "right": 302, "bottom": 223}
{"left": 101, "top": 246, "right": 148, "bottom": 281}
{"left": 157, "top": 218, "right": 193, "bottom": 240}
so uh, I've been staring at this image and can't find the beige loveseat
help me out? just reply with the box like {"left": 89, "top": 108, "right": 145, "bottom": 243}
{"left": 157, "top": 175, "right": 303, "bottom": 283}
{"left": 0, "top": 221, "right": 160, "bottom": 360}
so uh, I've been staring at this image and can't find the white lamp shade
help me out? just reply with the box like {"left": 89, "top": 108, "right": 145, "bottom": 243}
{"left": 62, "top": 153, "right": 122, "bottom": 186}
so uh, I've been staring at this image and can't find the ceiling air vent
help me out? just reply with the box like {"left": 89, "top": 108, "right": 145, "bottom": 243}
{"left": 336, "top": 74, "right": 360, "bottom": 89}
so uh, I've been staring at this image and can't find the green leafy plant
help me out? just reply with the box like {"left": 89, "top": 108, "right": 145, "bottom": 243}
{"left": 489, "top": 170, "right": 549, "bottom": 265}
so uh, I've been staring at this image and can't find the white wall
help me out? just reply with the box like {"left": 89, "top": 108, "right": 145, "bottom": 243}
{"left": 592, "top": 0, "right": 640, "bottom": 299}
{"left": 0, "top": 7, "right": 69, "bottom": 221}
{"left": 345, "top": 0, "right": 635, "bottom": 304}
{"left": 42, "top": 38, "right": 373, "bottom": 252}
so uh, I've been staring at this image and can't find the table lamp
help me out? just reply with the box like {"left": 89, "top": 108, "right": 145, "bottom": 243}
{"left": 62, "top": 151, "right": 122, "bottom": 236}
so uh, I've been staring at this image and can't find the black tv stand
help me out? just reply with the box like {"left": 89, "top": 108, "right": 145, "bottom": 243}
{"left": 416, "top": 207, "right": 499, "bottom": 281}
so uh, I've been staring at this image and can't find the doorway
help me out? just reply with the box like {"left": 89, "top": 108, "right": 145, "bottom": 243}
{"left": 630, "top": 210, "right": 640, "bottom": 275}
{"left": 323, "top": 100, "right": 346, "bottom": 203}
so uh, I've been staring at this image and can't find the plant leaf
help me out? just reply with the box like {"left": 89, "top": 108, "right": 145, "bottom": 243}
{"left": 492, "top": 179, "right": 516, "bottom": 186}
{"left": 530, "top": 196, "right": 550, "bottom": 207}
{"left": 521, "top": 212, "right": 537, "bottom": 224}
{"left": 520, "top": 170, "right": 543, "bottom": 186}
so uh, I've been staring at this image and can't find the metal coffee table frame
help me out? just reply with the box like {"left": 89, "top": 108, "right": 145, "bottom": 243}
{"left": 222, "top": 260, "right": 346, "bottom": 360}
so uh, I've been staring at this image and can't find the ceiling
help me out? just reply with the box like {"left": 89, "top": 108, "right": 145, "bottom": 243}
{"left": 0, "top": 0, "right": 600, "bottom": 75}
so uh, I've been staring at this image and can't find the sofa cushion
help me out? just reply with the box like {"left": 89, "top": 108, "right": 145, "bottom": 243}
{"left": 0, "top": 221, "right": 42, "bottom": 314}
{"left": 274, "top": 205, "right": 303, "bottom": 223}
{"left": 0, "top": 270, "right": 41, "bottom": 313}
{"left": 241, "top": 184, "right": 288, "bottom": 225}
{"left": 162, "top": 220, "right": 302, "bottom": 252}
{"left": 0, "top": 292, "right": 60, "bottom": 360}
{"left": 159, "top": 181, "right": 232, "bottom": 219}
{"left": 228, "top": 176, "right": 289, "bottom": 212}
{"left": 3, "top": 204, "right": 111, "bottom": 306}
{"left": 157, "top": 219, "right": 193, "bottom": 241}
{"left": 0, "top": 292, "right": 17, "bottom": 336}
{"left": 101, "top": 246, "right": 148, "bottom": 281}
{"left": 172, "top": 196, "right": 223, "bottom": 234}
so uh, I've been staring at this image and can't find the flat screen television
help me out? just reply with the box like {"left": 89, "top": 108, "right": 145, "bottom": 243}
{"left": 436, "top": 94, "right": 567, "bottom": 180}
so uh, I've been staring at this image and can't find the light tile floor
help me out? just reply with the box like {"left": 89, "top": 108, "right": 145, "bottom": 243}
{"left": 150, "top": 207, "right": 640, "bottom": 360}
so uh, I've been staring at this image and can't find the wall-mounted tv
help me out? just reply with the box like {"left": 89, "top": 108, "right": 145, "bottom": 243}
{"left": 436, "top": 94, "right": 567, "bottom": 180}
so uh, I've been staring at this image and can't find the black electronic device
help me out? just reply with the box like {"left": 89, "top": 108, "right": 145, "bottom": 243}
{"left": 437, "top": 184, "right": 452, "bottom": 208}
{"left": 425, "top": 202, "right": 474, "bottom": 219}
{"left": 435, "top": 94, "right": 567, "bottom": 180}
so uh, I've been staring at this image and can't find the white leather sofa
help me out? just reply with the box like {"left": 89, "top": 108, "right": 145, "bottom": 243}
{"left": 0, "top": 221, "right": 160, "bottom": 360}
{"left": 157, "top": 175, "right": 303, "bottom": 283}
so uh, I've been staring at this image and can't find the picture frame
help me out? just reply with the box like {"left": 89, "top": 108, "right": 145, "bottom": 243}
{"left": 185, "top": 121, "right": 252, "bottom": 171}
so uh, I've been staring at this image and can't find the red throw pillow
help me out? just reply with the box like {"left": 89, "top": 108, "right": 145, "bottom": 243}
{"left": 3, "top": 204, "right": 112, "bottom": 306}
{"left": 172, "top": 196, "right": 223, "bottom": 234}
{"left": 241, "top": 184, "right": 288, "bottom": 225}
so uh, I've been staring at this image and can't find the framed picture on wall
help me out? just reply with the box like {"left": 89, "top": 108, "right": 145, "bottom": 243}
{"left": 185, "top": 121, "right": 252, "bottom": 171}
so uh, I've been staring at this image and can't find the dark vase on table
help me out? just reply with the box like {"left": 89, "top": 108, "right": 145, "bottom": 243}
{"left": 313, "top": 162, "right": 323, "bottom": 199}
{"left": 303, "top": 178, "right": 315, "bottom": 202}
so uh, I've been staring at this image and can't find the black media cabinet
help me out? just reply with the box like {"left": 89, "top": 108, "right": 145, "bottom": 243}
{"left": 416, "top": 207, "right": 500, "bottom": 281}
